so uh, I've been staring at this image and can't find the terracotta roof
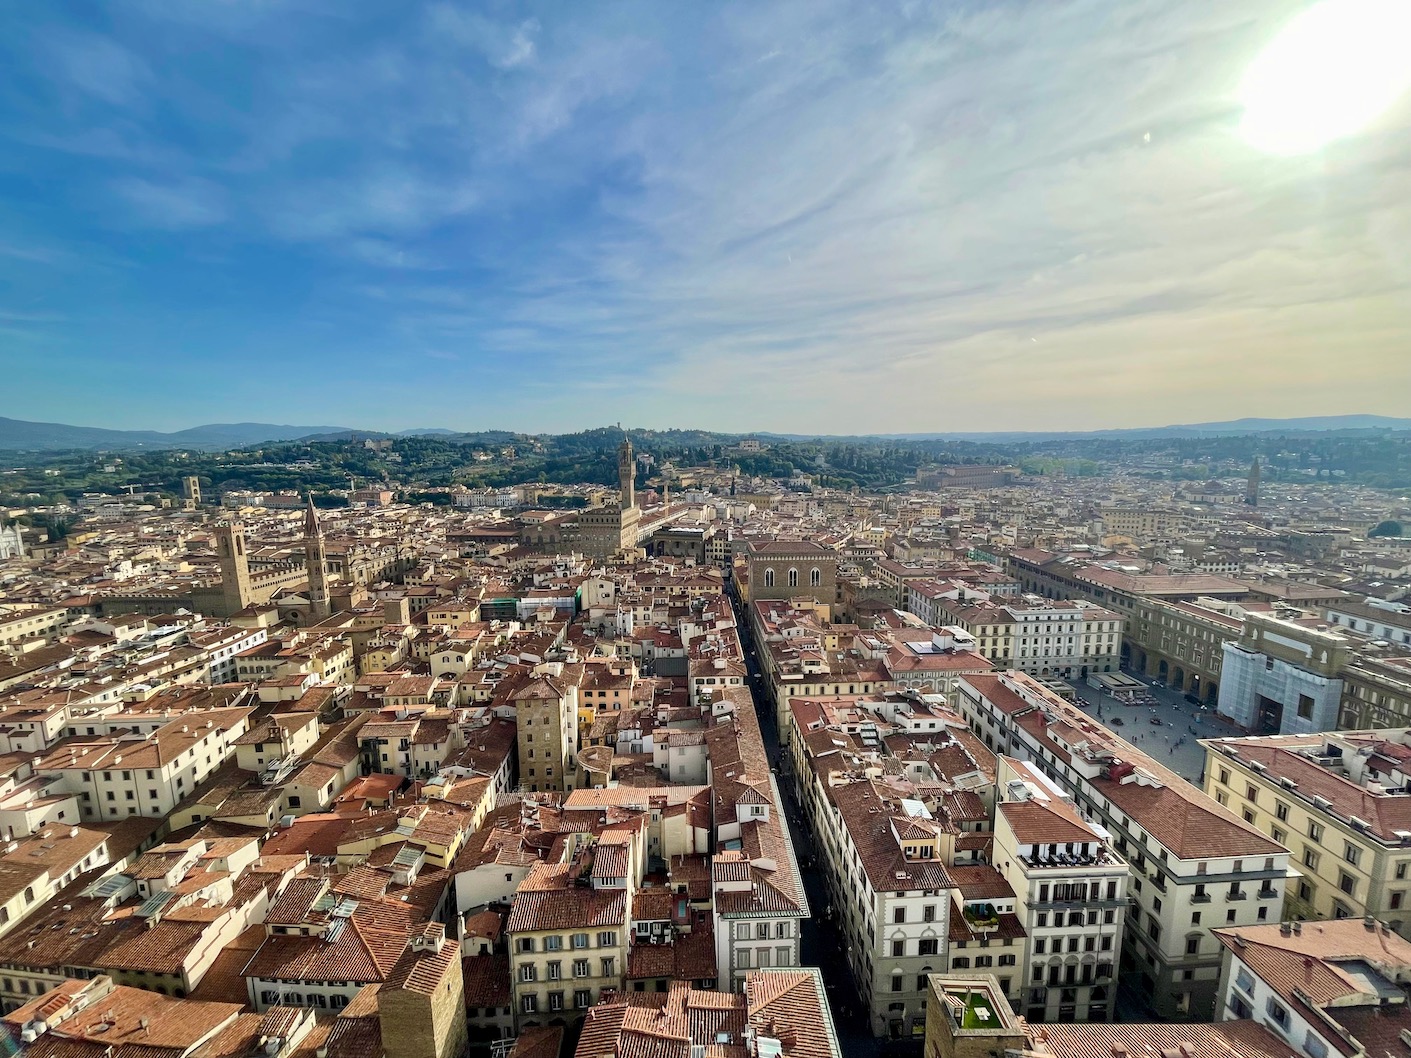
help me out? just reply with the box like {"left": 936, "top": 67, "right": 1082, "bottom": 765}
{"left": 1026, "top": 1019, "right": 1294, "bottom": 1058}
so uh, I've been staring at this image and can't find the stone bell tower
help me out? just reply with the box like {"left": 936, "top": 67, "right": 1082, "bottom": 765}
{"left": 618, "top": 435, "right": 636, "bottom": 511}
{"left": 304, "top": 495, "right": 331, "bottom": 622}
{"left": 215, "top": 520, "right": 252, "bottom": 617}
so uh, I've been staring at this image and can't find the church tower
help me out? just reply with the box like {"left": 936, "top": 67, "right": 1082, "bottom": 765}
{"left": 215, "top": 521, "right": 252, "bottom": 616}
{"left": 1246, "top": 457, "right": 1261, "bottom": 507}
{"left": 618, "top": 436, "right": 636, "bottom": 511}
{"left": 304, "top": 495, "right": 331, "bottom": 621}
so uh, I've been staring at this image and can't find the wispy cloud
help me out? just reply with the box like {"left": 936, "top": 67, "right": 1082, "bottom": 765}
{"left": 1, "top": 0, "right": 1408, "bottom": 431}
{"left": 44, "top": 31, "right": 151, "bottom": 106}
{"left": 111, "top": 177, "right": 228, "bottom": 229}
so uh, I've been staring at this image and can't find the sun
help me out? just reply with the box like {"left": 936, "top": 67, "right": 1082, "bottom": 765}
{"left": 1239, "top": 0, "right": 1411, "bottom": 154}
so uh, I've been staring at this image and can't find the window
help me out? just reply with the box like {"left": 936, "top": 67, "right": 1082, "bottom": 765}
{"left": 1246, "top": 784, "right": 1258, "bottom": 803}
{"left": 894, "top": 907, "right": 906, "bottom": 924}
{"left": 521, "top": 995, "right": 538, "bottom": 1014}
{"left": 572, "top": 933, "right": 589, "bottom": 949}
{"left": 756, "top": 923, "right": 770, "bottom": 940}
{"left": 1185, "top": 937, "right": 1200, "bottom": 955}
{"left": 923, "top": 904, "right": 936, "bottom": 923}
{"left": 1235, "top": 967, "right": 1255, "bottom": 993}
{"left": 519, "top": 964, "right": 536, "bottom": 982}
{"left": 1309, "top": 822, "right": 1324, "bottom": 842}
{"left": 1267, "top": 998, "right": 1290, "bottom": 1030}
{"left": 787, "top": 569, "right": 798, "bottom": 588}
{"left": 1304, "top": 848, "right": 1320, "bottom": 870}
{"left": 573, "top": 959, "right": 590, "bottom": 978}
{"left": 517, "top": 938, "right": 535, "bottom": 953}
{"left": 1305, "top": 1033, "right": 1329, "bottom": 1058}
{"left": 1339, "top": 871, "right": 1356, "bottom": 896}
{"left": 597, "top": 931, "right": 617, "bottom": 946}
{"left": 575, "top": 990, "right": 592, "bottom": 1009}
{"left": 600, "top": 957, "right": 615, "bottom": 977}
{"left": 1297, "top": 694, "right": 1314, "bottom": 720}
{"left": 919, "top": 939, "right": 939, "bottom": 956}
{"left": 548, "top": 962, "right": 562, "bottom": 981}
{"left": 545, "top": 935, "right": 563, "bottom": 951}
{"left": 1276, "top": 801, "right": 1289, "bottom": 821}
{"left": 892, "top": 974, "right": 904, "bottom": 993}
{"left": 1344, "top": 843, "right": 1361, "bottom": 866}
{"left": 764, "top": 569, "right": 774, "bottom": 588}
{"left": 810, "top": 568, "right": 821, "bottom": 587}
{"left": 892, "top": 940, "right": 905, "bottom": 957}
{"left": 548, "top": 991, "right": 564, "bottom": 1012}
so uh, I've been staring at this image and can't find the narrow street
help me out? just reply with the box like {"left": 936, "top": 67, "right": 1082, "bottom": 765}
{"left": 731, "top": 587, "right": 891, "bottom": 1058}
{"left": 726, "top": 586, "right": 1255, "bottom": 1041}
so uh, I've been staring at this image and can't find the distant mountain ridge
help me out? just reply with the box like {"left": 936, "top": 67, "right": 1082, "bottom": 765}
{"left": 1, "top": 413, "right": 1408, "bottom": 452}
{"left": 758, "top": 414, "right": 1411, "bottom": 443}
{"left": 0, "top": 417, "right": 355, "bottom": 452}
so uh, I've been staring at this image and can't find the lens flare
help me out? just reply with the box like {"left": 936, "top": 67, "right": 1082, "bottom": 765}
{"left": 1239, "top": 0, "right": 1411, "bottom": 154}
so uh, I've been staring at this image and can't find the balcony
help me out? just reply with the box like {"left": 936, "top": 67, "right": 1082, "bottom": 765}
{"left": 1191, "top": 892, "right": 1212, "bottom": 904}
{"left": 1257, "top": 887, "right": 1279, "bottom": 900}
{"left": 963, "top": 905, "right": 1001, "bottom": 931}
{"left": 1225, "top": 890, "right": 1248, "bottom": 902}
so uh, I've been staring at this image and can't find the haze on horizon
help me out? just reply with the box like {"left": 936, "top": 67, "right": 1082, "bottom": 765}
{"left": 2, "top": 1, "right": 1410, "bottom": 436}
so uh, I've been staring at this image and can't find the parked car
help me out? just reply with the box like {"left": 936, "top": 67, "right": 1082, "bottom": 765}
{"left": 1110, "top": 717, "right": 1125, "bottom": 726}
{"left": 1184, "top": 693, "right": 1201, "bottom": 705}
{"left": 1152, "top": 680, "right": 1165, "bottom": 688}
{"left": 1149, "top": 717, "right": 1163, "bottom": 725}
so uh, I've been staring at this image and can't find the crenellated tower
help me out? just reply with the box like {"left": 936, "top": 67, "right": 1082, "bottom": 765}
{"left": 618, "top": 435, "right": 636, "bottom": 511}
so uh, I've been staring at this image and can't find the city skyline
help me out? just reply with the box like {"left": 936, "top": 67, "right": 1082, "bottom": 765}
{"left": 4, "top": 0, "right": 1411, "bottom": 433}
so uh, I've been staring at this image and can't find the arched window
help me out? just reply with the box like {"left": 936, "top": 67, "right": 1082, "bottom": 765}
{"left": 810, "top": 568, "right": 821, "bottom": 588}
{"left": 787, "top": 568, "right": 798, "bottom": 588}
{"left": 764, "top": 568, "right": 775, "bottom": 588}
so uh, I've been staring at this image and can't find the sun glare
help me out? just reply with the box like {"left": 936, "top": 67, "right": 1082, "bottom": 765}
{"left": 1239, "top": 0, "right": 1411, "bottom": 155}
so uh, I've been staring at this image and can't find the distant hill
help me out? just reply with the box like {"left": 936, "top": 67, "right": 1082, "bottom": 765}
{"left": 3, "top": 413, "right": 1408, "bottom": 453}
{"left": 0, "top": 417, "right": 355, "bottom": 452}
{"left": 760, "top": 415, "right": 1411, "bottom": 443}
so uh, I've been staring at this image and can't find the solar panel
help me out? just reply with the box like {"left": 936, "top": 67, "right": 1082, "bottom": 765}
{"left": 135, "top": 890, "right": 175, "bottom": 918}
{"left": 86, "top": 875, "right": 133, "bottom": 900}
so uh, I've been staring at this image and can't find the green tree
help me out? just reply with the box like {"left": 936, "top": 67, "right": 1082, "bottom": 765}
{"left": 1368, "top": 520, "right": 1403, "bottom": 538}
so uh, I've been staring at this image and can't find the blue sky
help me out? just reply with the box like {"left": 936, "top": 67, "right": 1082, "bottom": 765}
{"left": 2, "top": 0, "right": 1409, "bottom": 434}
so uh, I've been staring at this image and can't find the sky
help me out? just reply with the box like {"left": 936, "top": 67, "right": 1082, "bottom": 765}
{"left": 2, "top": 0, "right": 1410, "bottom": 435}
